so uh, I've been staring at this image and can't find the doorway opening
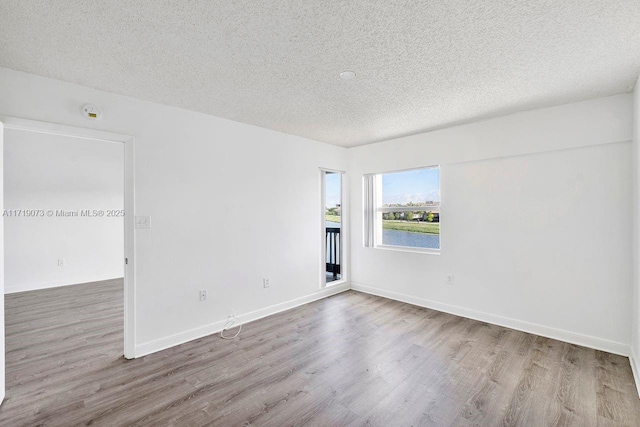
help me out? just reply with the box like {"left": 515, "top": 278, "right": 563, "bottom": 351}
{"left": 321, "top": 169, "right": 345, "bottom": 285}
{"left": 0, "top": 117, "right": 135, "bottom": 368}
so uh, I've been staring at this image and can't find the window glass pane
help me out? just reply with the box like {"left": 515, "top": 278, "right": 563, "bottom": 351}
{"left": 381, "top": 168, "right": 440, "bottom": 249}
{"left": 325, "top": 172, "right": 341, "bottom": 229}
{"left": 325, "top": 172, "right": 342, "bottom": 283}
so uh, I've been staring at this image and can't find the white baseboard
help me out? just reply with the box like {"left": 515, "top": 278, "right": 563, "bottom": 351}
{"left": 351, "top": 282, "right": 630, "bottom": 357}
{"left": 134, "top": 280, "right": 631, "bottom": 360}
{"left": 134, "top": 282, "right": 351, "bottom": 357}
{"left": 5, "top": 276, "right": 123, "bottom": 294}
{"left": 630, "top": 352, "right": 640, "bottom": 399}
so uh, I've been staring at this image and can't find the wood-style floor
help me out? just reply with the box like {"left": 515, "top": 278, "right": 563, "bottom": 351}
{"left": 2, "top": 279, "right": 640, "bottom": 426}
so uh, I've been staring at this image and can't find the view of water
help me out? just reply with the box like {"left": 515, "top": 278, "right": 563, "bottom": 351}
{"left": 382, "top": 229, "right": 440, "bottom": 249}
{"left": 324, "top": 221, "right": 439, "bottom": 250}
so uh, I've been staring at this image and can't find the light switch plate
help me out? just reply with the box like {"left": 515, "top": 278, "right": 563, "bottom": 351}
{"left": 135, "top": 215, "right": 151, "bottom": 229}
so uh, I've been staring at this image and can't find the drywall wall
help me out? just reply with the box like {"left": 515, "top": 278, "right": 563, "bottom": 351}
{"left": 0, "top": 67, "right": 348, "bottom": 356}
{"left": 349, "top": 94, "right": 634, "bottom": 355}
{"left": 632, "top": 76, "right": 640, "bottom": 385}
{"left": 0, "top": 121, "right": 5, "bottom": 402}
{"left": 4, "top": 129, "right": 124, "bottom": 293}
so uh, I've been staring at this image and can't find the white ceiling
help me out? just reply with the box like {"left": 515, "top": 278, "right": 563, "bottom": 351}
{"left": 1, "top": 1, "right": 639, "bottom": 147}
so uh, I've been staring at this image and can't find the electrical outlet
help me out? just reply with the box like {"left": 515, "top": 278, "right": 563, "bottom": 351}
{"left": 199, "top": 289, "right": 207, "bottom": 301}
{"left": 446, "top": 274, "right": 454, "bottom": 285}
{"left": 57, "top": 259, "right": 65, "bottom": 267}
{"left": 263, "top": 278, "right": 270, "bottom": 288}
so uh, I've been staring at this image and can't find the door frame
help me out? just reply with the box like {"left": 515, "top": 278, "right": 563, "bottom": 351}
{"left": 320, "top": 168, "right": 347, "bottom": 287}
{"left": 0, "top": 116, "right": 136, "bottom": 359}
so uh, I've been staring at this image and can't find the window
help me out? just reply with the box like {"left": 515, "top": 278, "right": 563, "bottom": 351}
{"left": 364, "top": 166, "right": 440, "bottom": 251}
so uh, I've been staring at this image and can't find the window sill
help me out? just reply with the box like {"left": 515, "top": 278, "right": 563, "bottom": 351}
{"left": 374, "top": 245, "right": 441, "bottom": 255}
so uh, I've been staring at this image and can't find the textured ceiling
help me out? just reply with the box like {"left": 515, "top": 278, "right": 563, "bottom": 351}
{"left": 1, "top": 1, "right": 639, "bottom": 147}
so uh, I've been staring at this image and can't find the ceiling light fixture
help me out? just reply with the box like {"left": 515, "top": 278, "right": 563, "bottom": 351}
{"left": 340, "top": 71, "right": 356, "bottom": 80}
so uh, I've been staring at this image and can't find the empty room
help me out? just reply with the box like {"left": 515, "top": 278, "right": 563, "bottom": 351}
{"left": 0, "top": 1, "right": 640, "bottom": 426}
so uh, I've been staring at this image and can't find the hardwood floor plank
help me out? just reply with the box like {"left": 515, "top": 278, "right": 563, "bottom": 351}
{"left": 1, "top": 280, "right": 639, "bottom": 426}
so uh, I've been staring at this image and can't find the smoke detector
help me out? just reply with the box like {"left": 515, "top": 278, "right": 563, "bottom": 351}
{"left": 82, "top": 104, "right": 102, "bottom": 120}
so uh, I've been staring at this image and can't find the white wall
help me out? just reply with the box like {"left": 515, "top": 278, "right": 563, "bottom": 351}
{"left": 632, "top": 76, "right": 640, "bottom": 383}
{"left": 0, "top": 121, "right": 5, "bottom": 403}
{"left": 0, "top": 67, "right": 348, "bottom": 356}
{"left": 0, "top": 65, "right": 634, "bottom": 361}
{"left": 349, "top": 94, "right": 634, "bottom": 355}
{"left": 4, "top": 129, "right": 124, "bottom": 293}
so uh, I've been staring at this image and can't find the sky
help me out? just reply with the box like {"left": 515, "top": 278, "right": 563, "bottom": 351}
{"left": 326, "top": 172, "right": 341, "bottom": 208}
{"left": 382, "top": 168, "right": 440, "bottom": 205}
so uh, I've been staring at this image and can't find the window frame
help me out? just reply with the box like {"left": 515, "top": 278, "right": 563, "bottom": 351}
{"left": 373, "top": 165, "right": 441, "bottom": 254}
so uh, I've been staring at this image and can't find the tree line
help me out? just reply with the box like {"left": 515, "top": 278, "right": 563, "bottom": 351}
{"left": 383, "top": 211, "right": 436, "bottom": 222}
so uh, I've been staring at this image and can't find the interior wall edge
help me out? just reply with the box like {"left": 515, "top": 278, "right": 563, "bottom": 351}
{"left": 630, "top": 352, "right": 640, "bottom": 399}
{"left": 350, "top": 282, "right": 630, "bottom": 357}
{"left": 631, "top": 75, "right": 640, "bottom": 394}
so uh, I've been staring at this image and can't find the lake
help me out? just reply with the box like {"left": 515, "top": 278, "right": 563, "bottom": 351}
{"left": 325, "top": 222, "right": 439, "bottom": 250}
{"left": 382, "top": 229, "right": 440, "bottom": 250}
